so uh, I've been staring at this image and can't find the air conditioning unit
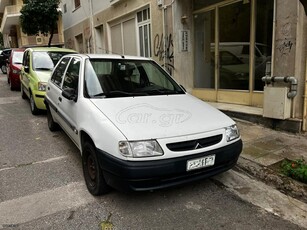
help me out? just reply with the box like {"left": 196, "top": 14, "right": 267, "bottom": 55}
{"left": 263, "top": 86, "right": 291, "bottom": 120}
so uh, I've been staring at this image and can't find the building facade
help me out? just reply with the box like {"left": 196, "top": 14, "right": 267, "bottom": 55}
{"left": 0, "top": 0, "right": 65, "bottom": 48}
{"left": 61, "top": 0, "right": 307, "bottom": 132}
{"left": 1, "top": 0, "right": 305, "bottom": 132}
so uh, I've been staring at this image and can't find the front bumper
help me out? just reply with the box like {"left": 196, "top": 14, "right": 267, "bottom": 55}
{"left": 96, "top": 140, "right": 242, "bottom": 192}
{"left": 33, "top": 90, "right": 46, "bottom": 110}
{"left": 10, "top": 73, "right": 21, "bottom": 88}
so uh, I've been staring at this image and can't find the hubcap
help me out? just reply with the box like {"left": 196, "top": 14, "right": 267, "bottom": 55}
{"left": 87, "top": 155, "right": 96, "bottom": 181}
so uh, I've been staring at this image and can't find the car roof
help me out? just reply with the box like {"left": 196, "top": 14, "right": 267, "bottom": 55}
{"left": 24, "top": 47, "right": 76, "bottom": 53}
{"left": 11, "top": 48, "right": 25, "bottom": 52}
{"left": 67, "top": 53, "right": 152, "bottom": 61}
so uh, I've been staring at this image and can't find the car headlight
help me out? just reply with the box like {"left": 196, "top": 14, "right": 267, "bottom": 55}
{"left": 119, "top": 140, "right": 164, "bottom": 158}
{"left": 38, "top": 82, "right": 47, "bottom": 91}
{"left": 225, "top": 125, "right": 240, "bottom": 142}
{"left": 12, "top": 69, "right": 20, "bottom": 74}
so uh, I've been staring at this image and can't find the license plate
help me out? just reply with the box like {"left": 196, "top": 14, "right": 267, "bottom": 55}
{"left": 186, "top": 155, "right": 215, "bottom": 171}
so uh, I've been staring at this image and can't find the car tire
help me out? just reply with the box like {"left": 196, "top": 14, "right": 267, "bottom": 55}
{"left": 82, "top": 141, "right": 110, "bottom": 196}
{"left": 1, "top": 65, "right": 7, "bottom": 74}
{"left": 21, "top": 84, "right": 27, "bottom": 99}
{"left": 30, "top": 93, "right": 39, "bottom": 115}
{"left": 47, "top": 106, "right": 59, "bottom": 131}
{"left": 9, "top": 78, "right": 15, "bottom": 91}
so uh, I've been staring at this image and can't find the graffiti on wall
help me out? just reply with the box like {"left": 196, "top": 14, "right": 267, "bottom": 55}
{"left": 154, "top": 33, "right": 174, "bottom": 75}
{"left": 277, "top": 38, "right": 294, "bottom": 56}
{"left": 277, "top": 22, "right": 294, "bottom": 56}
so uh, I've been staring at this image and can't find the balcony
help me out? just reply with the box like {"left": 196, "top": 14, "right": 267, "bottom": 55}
{"left": 0, "top": 4, "right": 22, "bottom": 34}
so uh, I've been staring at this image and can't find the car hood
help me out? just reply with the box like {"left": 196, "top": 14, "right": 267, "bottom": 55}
{"left": 12, "top": 63, "right": 22, "bottom": 69}
{"left": 35, "top": 70, "right": 52, "bottom": 82}
{"left": 90, "top": 94, "right": 235, "bottom": 140}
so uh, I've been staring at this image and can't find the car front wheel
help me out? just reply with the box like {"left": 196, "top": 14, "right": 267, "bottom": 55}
{"left": 82, "top": 141, "right": 110, "bottom": 196}
{"left": 47, "top": 106, "right": 59, "bottom": 131}
{"left": 30, "top": 93, "right": 39, "bottom": 115}
{"left": 21, "top": 84, "right": 27, "bottom": 99}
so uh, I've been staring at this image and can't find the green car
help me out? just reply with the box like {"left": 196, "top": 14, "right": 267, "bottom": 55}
{"left": 20, "top": 47, "right": 76, "bottom": 115}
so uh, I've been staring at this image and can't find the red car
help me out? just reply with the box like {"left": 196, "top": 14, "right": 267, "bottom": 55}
{"left": 7, "top": 48, "right": 25, "bottom": 90}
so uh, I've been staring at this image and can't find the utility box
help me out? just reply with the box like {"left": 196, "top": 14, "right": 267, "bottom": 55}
{"left": 263, "top": 86, "right": 291, "bottom": 120}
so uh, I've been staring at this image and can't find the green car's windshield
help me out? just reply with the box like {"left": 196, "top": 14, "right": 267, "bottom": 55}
{"left": 32, "top": 51, "right": 72, "bottom": 70}
{"left": 84, "top": 59, "right": 185, "bottom": 98}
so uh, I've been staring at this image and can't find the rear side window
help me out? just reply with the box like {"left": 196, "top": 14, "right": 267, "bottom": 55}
{"left": 51, "top": 57, "right": 71, "bottom": 87}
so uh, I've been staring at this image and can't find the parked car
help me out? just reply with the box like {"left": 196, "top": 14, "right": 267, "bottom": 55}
{"left": 20, "top": 47, "right": 76, "bottom": 115}
{"left": 45, "top": 54, "right": 243, "bottom": 196}
{"left": 7, "top": 48, "right": 25, "bottom": 90}
{"left": 0, "top": 48, "right": 12, "bottom": 74}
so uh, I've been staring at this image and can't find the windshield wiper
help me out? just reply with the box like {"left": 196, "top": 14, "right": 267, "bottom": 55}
{"left": 35, "top": 67, "right": 52, "bottom": 71}
{"left": 144, "top": 88, "right": 180, "bottom": 95}
{"left": 92, "top": 90, "right": 147, "bottom": 98}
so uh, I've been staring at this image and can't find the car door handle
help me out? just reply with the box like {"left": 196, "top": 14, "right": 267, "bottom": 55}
{"left": 58, "top": 97, "right": 62, "bottom": 102}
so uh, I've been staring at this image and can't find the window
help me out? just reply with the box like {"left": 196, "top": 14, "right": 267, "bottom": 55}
{"left": 51, "top": 57, "right": 71, "bottom": 87}
{"left": 137, "top": 8, "right": 151, "bottom": 57}
{"left": 63, "top": 58, "right": 80, "bottom": 92}
{"left": 74, "top": 0, "right": 81, "bottom": 9}
{"left": 22, "top": 51, "right": 30, "bottom": 67}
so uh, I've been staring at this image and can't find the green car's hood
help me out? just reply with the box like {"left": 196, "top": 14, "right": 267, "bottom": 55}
{"left": 34, "top": 70, "right": 52, "bottom": 83}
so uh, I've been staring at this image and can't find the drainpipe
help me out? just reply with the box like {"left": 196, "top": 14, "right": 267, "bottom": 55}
{"left": 262, "top": 75, "right": 298, "bottom": 98}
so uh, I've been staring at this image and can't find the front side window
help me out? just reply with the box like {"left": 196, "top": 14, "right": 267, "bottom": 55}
{"left": 84, "top": 59, "right": 185, "bottom": 98}
{"left": 23, "top": 51, "right": 29, "bottom": 67}
{"left": 62, "top": 58, "right": 80, "bottom": 93}
{"left": 51, "top": 57, "right": 71, "bottom": 87}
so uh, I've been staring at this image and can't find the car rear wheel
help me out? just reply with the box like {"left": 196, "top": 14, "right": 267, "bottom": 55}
{"left": 21, "top": 84, "right": 27, "bottom": 99}
{"left": 30, "top": 93, "right": 39, "bottom": 115}
{"left": 82, "top": 141, "right": 110, "bottom": 196}
{"left": 47, "top": 106, "right": 59, "bottom": 131}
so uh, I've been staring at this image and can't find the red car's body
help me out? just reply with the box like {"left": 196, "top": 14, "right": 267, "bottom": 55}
{"left": 7, "top": 48, "right": 25, "bottom": 90}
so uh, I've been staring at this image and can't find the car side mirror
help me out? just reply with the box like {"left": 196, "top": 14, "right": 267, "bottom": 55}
{"left": 62, "top": 88, "right": 77, "bottom": 102}
{"left": 24, "top": 66, "right": 30, "bottom": 73}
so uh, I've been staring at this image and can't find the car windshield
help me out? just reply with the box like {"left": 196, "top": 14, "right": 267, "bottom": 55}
{"left": 84, "top": 59, "right": 185, "bottom": 98}
{"left": 12, "top": 51, "right": 24, "bottom": 64}
{"left": 32, "top": 51, "right": 71, "bottom": 70}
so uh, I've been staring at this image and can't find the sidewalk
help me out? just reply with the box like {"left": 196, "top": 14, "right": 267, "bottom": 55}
{"left": 237, "top": 119, "right": 307, "bottom": 166}
{"left": 234, "top": 118, "right": 307, "bottom": 203}
{"left": 204, "top": 93, "right": 307, "bottom": 204}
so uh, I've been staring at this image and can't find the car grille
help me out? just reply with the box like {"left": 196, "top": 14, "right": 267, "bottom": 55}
{"left": 166, "top": 134, "right": 223, "bottom": 151}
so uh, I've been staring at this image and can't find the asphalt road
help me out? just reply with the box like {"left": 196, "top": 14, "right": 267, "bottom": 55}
{"left": 0, "top": 73, "right": 304, "bottom": 230}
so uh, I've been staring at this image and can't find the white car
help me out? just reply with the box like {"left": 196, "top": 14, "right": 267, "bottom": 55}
{"left": 45, "top": 54, "right": 242, "bottom": 195}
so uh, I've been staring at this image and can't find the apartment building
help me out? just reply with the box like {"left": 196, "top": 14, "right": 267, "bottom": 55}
{"left": 0, "top": 0, "right": 65, "bottom": 47}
